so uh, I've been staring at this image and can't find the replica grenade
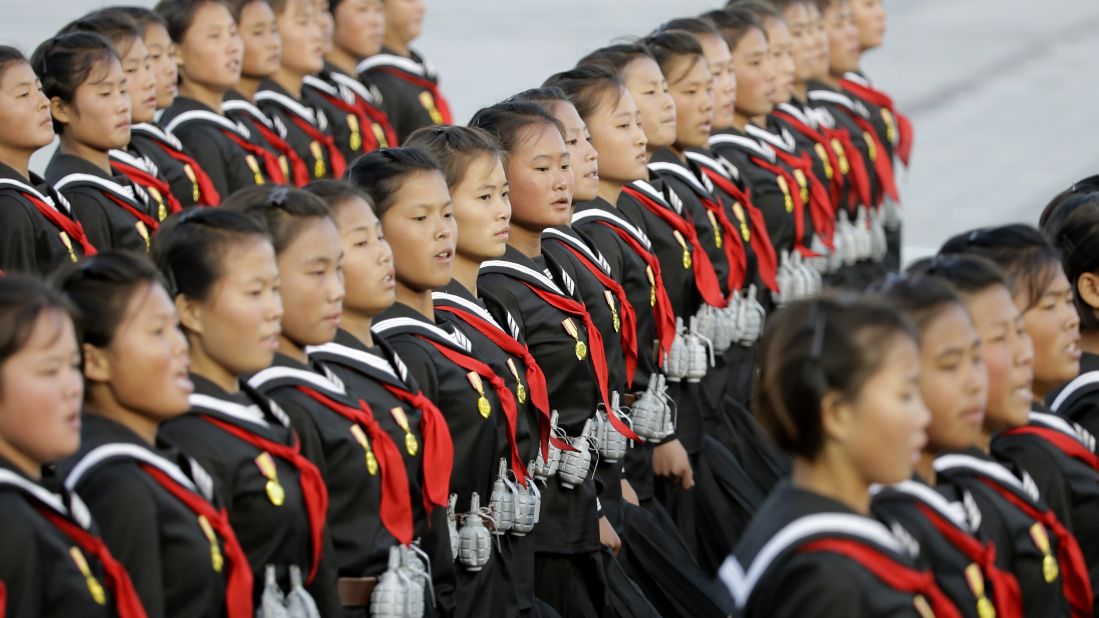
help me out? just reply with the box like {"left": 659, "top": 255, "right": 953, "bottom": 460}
{"left": 839, "top": 216, "right": 859, "bottom": 267}
{"left": 512, "top": 469, "right": 540, "bottom": 536}
{"left": 630, "top": 373, "right": 673, "bottom": 442}
{"left": 595, "top": 392, "right": 630, "bottom": 463}
{"left": 446, "top": 494, "right": 460, "bottom": 560}
{"left": 399, "top": 545, "right": 429, "bottom": 618}
{"left": 736, "top": 285, "right": 766, "bottom": 347}
{"left": 557, "top": 418, "right": 595, "bottom": 489}
{"left": 487, "top": 458, "right": 517, "bottom": 535}
{"left": 664, "top": 317, "right": 690, "bottom": 383}
{"left": 854, "top": 206, "right": 874, "bottom": 262}
{"left": 286, "top": 565, "right": 320, "bottom": 618}
{"left": 259, "top": 565, "right": 289, "bottom": 618}
{"left": 685, "top": 316, "right": 715, "bottom": 383}
{"left": 457, "top": 492, "right": 492, "bottom": 571}
{"left": 530, "top": 410, "right": 565, "bottom": 480}
{"left": 869, "top": 206, "right": 889, "bottom": 263}
{"left": 371, "top": 546, "right": 423, "bottom": 618}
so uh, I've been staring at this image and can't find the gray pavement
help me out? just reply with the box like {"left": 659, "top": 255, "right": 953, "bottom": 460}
{"left": 9, "top": 0, "right": 1099, "bottom": 261}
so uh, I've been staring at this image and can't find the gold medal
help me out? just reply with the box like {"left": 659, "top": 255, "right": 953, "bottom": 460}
{"left": 1030, "top": 523, "right": 1059, "bottom": 583}
{"left": 245, "top": 155, "right": 266, "bottom": 185}
{"left": 646, "top": 266, "right": 657, "bottom": 307}
{"left": 477, "top": 396, "right": 492, "bottom": 418}
{"left": 265, "top": 479, "right": 286, "bottom": 506}
{"left": 776, "top": 175, "right": 793, "bottom": 213}
{"left": 350, "top": 425, "right": 378, "bottom": 475}
{"left": 793, "top": 169, "right": 809, "bottom": 203}
{"left": 506, "top": 358, "right": 527, "bottom": 404}
{"left": 419, "top": 91, "right": 444, "bottom": 125}
{"left": 575, "top": 340, "right": 588, "bottom": 360}
{"left": 148, "top": 186, "right": 168, "bottom": 221}
{"left": 814, "top": 143, "right": 834, "bottom": 180}
{"left": 977, "top": 598, "right": 995, "bottom": 618}
{"left": 672, "top": 230, "right": 691, "bottom": 270}
{"left": 389, "top": 407, "right": 419, "bottom": 456}
{"left": 347, "top": 114, "right": 362, "bottom": 152}
{"left": 69, "top": 547, "right": 107, "bottom": 605}
{"left": 197, "top": 515, "right": 225, "bottom": 572}
{"left": 279, "top": 155, "right": 290, "bottom": 180}
{"left": 732, "top": 202, "right": 751, "bottom": 242}
{"left": 1042, "top": 554, "right": 1059, "bottom": 583}
{"left": 183, "top": 164, "right": 201, "bottom": 202}
{"left": 830, "top": 139, "right": 850, "bottom": 175}
{"left": 467, "top": 372, "right": 491, "bottom": 419}
{"left": 912, "top": 594, "right": 934, "bottom": 618}
{"left": 309, "top": 141, "right": 326, "bottom": 178}
{"left": 562, "top": 319, "right": 588, "bottom": 360}
{"left": 964, "top": 563, "right": 995, "bottom": 618}
{"left": 863, "top": 131, "right": 878, "bottom": 162}
{"left": 373, "top": 124, "right": 389, "bottom": 148}
{"left": 135, "top": 221, "right": 151, "bottom": 253}
{"left": 255, "top": 452, "right": 286, "bottom": 506}
{"left": 604, "top": 291, "right": 621, "bottom": 332}
{"left": 881, "top": 108, "right": 897, "bottom": 144}
{"left": 58, "top": 231, "right": 78, "bottom": 262}
{"left": 706, "top": 210, "right": 723, "bottom": 248}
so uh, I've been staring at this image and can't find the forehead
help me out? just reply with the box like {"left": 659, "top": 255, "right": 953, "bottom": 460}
{"left": 0, "top": 61, "right": 35, "bottom": 90}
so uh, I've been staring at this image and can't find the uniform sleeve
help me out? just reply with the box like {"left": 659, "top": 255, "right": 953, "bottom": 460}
{"left": 76, "top": 465, "right": 167, "bottom": 618}
{"left": 172, "top": 125, "right": 232, "bottom": 198}
{"left": 758, "top": 555, "right": 865, "bottom": 618}
{"left": 268, "top": 393, "right": 330, "bottom": 482}
{"left": 63, "top": 189, "right": 115, "bottom": 253}
{"left": 0, "top": 198, "right": 45, "bottom": 275}
{"left": 0, "top": 504, "right": 45, "bottom": 617}
{"left": 744, "top": 179, "right": 795, "bottom": 255}
{"left": 388, "top": 341, "right": 441, "bottom": 402}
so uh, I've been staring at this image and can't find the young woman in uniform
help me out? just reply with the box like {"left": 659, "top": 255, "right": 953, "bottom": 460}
{"left": 35, "top": 32, "right": 160, "bottom": 254}
{"left": 357, "top": 0, "right": 451, "bottom": 142}
{"left": 349, "top": 147, "right": 509, "bottom": 617}
{"left": 55, "top": 251, "right": 253, "bottom": 618}
{"left": 0, "top": 275, "right": 145, "bottom": 617}
{"left": 151, "top": 207, "right": 342, "bottom": 615}
{"left": 156, "top": 0, "right": 284, "bottom": 195}
{"left": 0, "top": 46, "right": 95, "bottom": 274}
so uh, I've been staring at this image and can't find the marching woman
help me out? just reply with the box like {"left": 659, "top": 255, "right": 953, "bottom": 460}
{"left": 55, "top": 251, "right": 253, "bottom": 618}
{"left": 35, "top": 32, "right": 159, "bottom": 254}
{"left": 907, "top": 253, "right": 1088, "bottom": 617}
{"left": 719, "top": 294, "right": 955, "bottom": 617}
{"left": 357, "top": 0, "right": 451, "bottom": 142}
{"left": 349, "top": 147, "right": 509, "bottom": 617}
{"left": 156, "top": 0, "right": 283, "bottom": 196}
{"left": 0, "top": 46, "right": 95, "bottom": 274}
{"left": 151, "top": 207, "right": 341, "bottom": 616}
{"left": 871, "top": 273, "right": 1025, "bottom": 618}
{"left": 0, "top": 275, "right": 145, "bottom": 617}
{"left": 254, "top": 0, "right": 345, "bottom": 182}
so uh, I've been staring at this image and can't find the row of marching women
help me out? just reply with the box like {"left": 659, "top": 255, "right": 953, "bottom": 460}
{"left": 5, "top": 0, "right": 1099, "bottom": 617}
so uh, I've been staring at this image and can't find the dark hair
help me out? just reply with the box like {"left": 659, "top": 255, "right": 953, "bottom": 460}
{"left": 753, "top": 293, "right": 915, "bottom": 459}
{"left": 812, "top": 0, "right": 845, "bottom": 11}
{"left": 642, "top": 30, "right": 705, "bottom": 84}
{"left": 347, "top": 147, "right": 441, "bottom": 218}
{"left": 221, "top": 186, "right": 331, "bottom": 254}
{"left": 469, "top": 100, "right": 566, "bottom": 158}
{"left": 906, "top": 254, "right": 1007, "bottom": 297}
{"left": 32, "top": 33, "right": 120, "bottom": 133}
{"left": 59, "top": 10, "right": 143, "bottom": 54}
{"left": 656, "top": 16, "right": 722, "bottom": 38}
{"left": 109, "top": 6, "right": 169, "bottom": 32}
{"left": 939, "top": 224, "right": 1061, "bottom": 311}
{"left": 870, "top": 274, "right": 965, "bottom": 335}
{"left": 155, "top": 0, "right": 229, "bottom": 43}
{"left": 576, "top": 41, "right": 653, "bottom": 74}
{"left": 52, "top": 251, "right": 163, "bottom": 349}
{"left": 1040, "top": 177, "right": 1099, "bottom": 331}
{"left": 152, "top": 207, "right": 270, "bottom": 301}
{"left": 722, "top": 0, "right": 782, "bottom": 22}
{"left": 0, "top": 275, "right": 77, "bottom": 373}
{"left": 304, "top": 179, "right": 375, "bottom": 214}
{"left": 540, "top": 64, "right": 626, "bottom": 121}
{"left": 509, "top": 86, "right": 567, "bottom": 110}
{"left": 223, "top": 0, "right": 270, "bottom": 23}
{"left": 404, "top": 126, "right": 503, "bottom": 189}
{"left": 0, "top": 46, "right": 28, "bottom": 84}
{"left": 702, "top": 7, "right": 767, "bottom": 50}
{"left": 748, "top": 0, "right": 814, "bottom": 11}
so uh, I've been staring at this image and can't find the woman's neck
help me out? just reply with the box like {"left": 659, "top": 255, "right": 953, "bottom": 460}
{"left": 86, "top": 391, "right": 158, "bottom": 446}
{"left": 236, "top": 75, "right": 264, "bottom": 101}
{"left": 731, "top": 111, "right": 751, "bottom": 131}
{"left": 976, "top": 428, "right": 992, "bottom": 453}
{"left": 340, "top": 309, "right": 375, "bottom": 347}
{"left": 58, "top": 136, "right": 111, "bottom": 175}
{"left": 790, "top": 451, "right": 871, "bottom": 514}
{"left": 1082, "top": 329, "right": 1099, "bottom": 357}
{"left": 277, "top": 335, "right": 309, "bottom": 364}
{"left": 819, "top": 73, "right": 841, "bottom": 89}
{"left": 668, "top": 145, "right": 687, "bottom": 163}
{"left": 0, "top": 440, "right": 41, "bottom": 480}
{"left": 0, "top": 146, "right": 32, "bottom": 180}
{"left": 396, "top": 282, "right": 434, "bottom": 321}
{"left": 915, "top": 451, "right": 936, "bottom": 485}
{"left": 272, "top": 69, "right": 305, "bottom": 99}
{"left": 382, "top": 34, "right": 410, "bottom": 58}
{"left": 179, "top": 81, "right": 226, "bottom": 114}
{"left": 596, "top": 179, "right": 623, "bottom": 207}
{"left": 750, "top": 114, "right": 768, "bottom": 128}
{"left": 792, "top": 81, "right": 808, "bottom": 101}
{"left": 326, "top": 48, "right": 359, "bottom": 77}
{"left": 188, "top": 344, "right": 240, "bottom": 394}
{"left": 508, "top": 224, "right": 542, "bottom": 259}
{"left": 452, "top": 254, "right": 481, "bottom": 297}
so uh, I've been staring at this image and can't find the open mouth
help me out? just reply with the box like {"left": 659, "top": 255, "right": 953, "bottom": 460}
{"left": 433, "top": 249, "right": 453, "bottom": 262}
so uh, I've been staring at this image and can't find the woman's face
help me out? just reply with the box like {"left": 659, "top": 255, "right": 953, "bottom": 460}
{"left": 840, "top": 333, "right": 929, "bottom": 485}
{"left": 313, "top": 0, "right": 334, "bottom": 55}
{"left": 698, "top": 33, "right": 736, "bottom": 130}
{"left": 506, "top": 123, "right": 572, "bottom": 231}
{"left": 451, "top": 153, "right": 511, "bottom": 263}
{"left": 277, "top": 216, "right": 344, "bottom": 347}
{"left": 0, "top": 61, "right": 54, "bottom": 155}
{"left": 823, "top": 0, "right": 861, "bottom": 75}
{"left": 176, "top": 1, "right": 243, "bottom": 93}
{"left": 383, "top": 0, "right": 425, "bottom": 47}
{"left": 551, "top": 101, "right": 598, "bottom": 203}
{"left": 620, "top": 56, "right": 676, "bottom": 150}
{"left": 276, "top": 0, "right": 325, "bottom": 77}
{"left": 119, "top": 37, "right": 158, "bottom": 124}
{"left": 1019, "top": 268, "right": 1081, "bottom": 397}
{"left": 851, "top": 0, "right": 886, "bottom": 52}
{"left": 143, "top": 23, "right": 178, "bottom": 109}
{"left": 87, "top": 283, "right": 192, "bottom": 422}
{"left": 765, "top": 18, "right": 796, "bottom": 105}
{"left": 807, "top": 3, "right": 829, "bottom": 80}
{"left": 966, "top": 285, "right": 1034, "bottom": 432}
{"left": 0, "top": 310, "right": 83, "bottom": 472}
{"left": 184, "top": 237, "right": 283, "bottom": 376}
{"left": 783, "top": 3, "right": 816, "bottom": 86}
{"left": 333, "top": 0, "right": 385, "bottom": 59}
{"left": 585, "top": 87, "right": 647, "bottom": 186}
{"left": 239, "top": 0, "right": 281, "bottom": 80}
{"left": 334, "top": 195, "right": 394, "bottom": 317}
{"left": 379, "top": 170, "right": 456, "bottom": 292}
{"left": 52, "top": 57, "right": 131, "bottom": 150}
{"left": 917, "top": 305, "right": 988, "bottom": 454}
{"left": 731, "top": 28, "right": 775, "bottom": 119}
{"left": 666, "top": 55, "right": 714, "bottom": 149}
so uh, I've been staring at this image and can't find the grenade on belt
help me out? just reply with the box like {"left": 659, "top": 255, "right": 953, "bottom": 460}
{"left": 446, "top": 494, "right": 460, "bottom": 561}
{"left": 488, "top": 458, "right": 516, "bottom": 535}
{"left": 827, "top": 228, "right": 845, "bottom": 273}
{"left": 371, "top": 546, "right": 411, "bottom": 618}
{"left": 530, "top": 410, "right": 564, "bottom": 480}
{"left": 840, "top": 217, "right": 859, "bottom": 266}
{"left": 804, "top": 253, "right": 824, "bottom": 295}
{"left": 557, "top": 419, "right": 594, "bottom": 489}
{"left": 715, "top": 301, "right": 738, "bottom": 352}
{"left": 512, "top": 474, "right": 540, "bottom": 535}
{"left": 398, "top": 545, "right": 428, "bottom": 618}
{"left": 774, "top": 251, "right": 793, "bottom": 306}
{"left": 686, "top": 317, "right": 714, "bottom": 383}
{"left": 736, "top": 285, "right": 765, "bottom": 346}
{"left": 259, "top": 565, "right": 290, "bottom": 618}
{"left": 595, "top": 392, "right": 630, "bottom": 463}
{"left": 665, "top": 317, "right": 689, "bottom": 382}
{"left": 869, "top": 207, "right": 888, "bottom": 262}
{"left": 631, "top": 373, "right": 671, "bottom": 442}
{"left": 854, "top": 206, "right": 873, "bottom": 261}
{"left": 694, "top": 304, "right": 718, "bottom": 346}
{"left": 457, "top": 492, "right": 491, "bottom": 571}
{"left": 286, "top": 565, "right": 320, "bottom": 618}
{"left": 789, "top": 252, "right": 811, "bottom": 300}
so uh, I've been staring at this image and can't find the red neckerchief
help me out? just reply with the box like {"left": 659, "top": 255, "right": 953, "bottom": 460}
{"left": 432, "top": 304, "right": 559, "bottom": 456}
{"left": 220, "top": 129, "right": 288, "bottom": 185}
{"left": 148, "top": 141, "right": 221, "bottom": 206}
{"left": 772, "top": 109, "right": 845, "bottom": 206}
{"left": 307, "top": 88, "right": 379, "bottom": 154}
{"left": 378, "top": 383, "right": 453, "bottom": 513}
{"left": 377, "top": 67, "right": 453, "bottom": 125}
{"left": 101, "top": 191, "right": 159, "bottom": 230}
{"left": 552, "top": 240, "right": 640, "bottom": 388}
{"left": 745, "top": 154, "right": 816, "bottom": 257}
{"left": 913, "top": 502, "right": 1024, "bottom": 618}
{"left": 295, "top": 387, "right": 414, "bottom": 544}
{"left": 695, "top": 168, "right": 779, "bottom": 292}
{"left": 587, "top": 218, "right": 677, "bottom": 364}
{"left": 110, "top": 159, "right": 182, "bottom": 216}
{"left": 360, "top": 100, "right": 397, "bottom": 148}
{"left": 839, "top": 78, "right": 914, "bottom": 166}
{"left": 977, "top": 478, "right": 1092, "bottom": 617}
{"left": 822, "top": 125, "right": 871, "bottom": 215}
{"left": 18, "top": 191, "right": 97, "bottom": 256}
{"left": 36, "top": 507, "right": 148, "bottom": 618}
{"left": 198, "top": 415, "right": 328, "bottom": 584}
{"left": 769, "top": 147, "right": 836, "bottom": 249}
{"left": 621, "top": 185, "right": 727, "bottom": 307}
{"left": 140, "top": 465, "right": 254, "bottom": 618}
{"left": 244, "top": 122, "right": 309, "bottom": 187}
{"left": 841, "top": 110, "right": 898, "bottom": 205}
{"left": 800, "top": 538, "right": 962, "bottom": 618}
{"left": 1004, "top": 425, "right": 1099, "bottom": 472}
{"left": 417, "top": 337, "right": 529, "bottom": 485}
{"left": 286, "top": 115, "right": 347, "bottom": 180}
{"left": 699, "top": 194, "right": 749, "bottom": 291}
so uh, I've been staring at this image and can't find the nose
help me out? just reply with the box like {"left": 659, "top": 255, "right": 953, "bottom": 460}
{"left": 1018, "top": 330, "right": 1035, "bottom": 368}
{"left": 267, "top": 290, "right": 284, "bottom": 324}
{"left": 328, "top": 271, "right": 345, "bottom": 304}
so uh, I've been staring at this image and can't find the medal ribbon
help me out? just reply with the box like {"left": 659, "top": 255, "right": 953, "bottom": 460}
{"left": 220, "top": 129, "right": 289, "bottom": 185}
{"left": 150, "top": 140, "right": 221, "bottom": 205}
{"left": 696, "top": 168, "right": 779, "bottom": 292}
{"left": 839, "top": 78, "right": 914, "bottom": 166}
{"left": 110, "top": 160, "right": 182, "bottom": 216}
{"left": 379, "top": 383, "right": 453, "bottom": 513}
{"left": 246, "top": 122, "right": 310, "bottom": 187}
{"left": 19, "top": 191, "right": 97, "bottom": 256}
{"left": 287, "top": 116, "right": 347, "bottom": 179}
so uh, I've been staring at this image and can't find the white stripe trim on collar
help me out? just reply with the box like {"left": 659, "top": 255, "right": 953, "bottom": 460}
{"left": 65, "top": 443, "right": 197, "bottom": 494}
{"left": 842, "top": 72, "right": 872, "bottom": 87}
{"left": 480, "top": 259, "right": 566, "bottom": 295}
{"left": 880, "top": 480, "right": 970, "bottom": 531}
{"left": 189, "top": 393, "right": 271, "bottom": 428}
{"left": 328, "top": 71, "right": 377, "bottom": 104}
{"left": 357, "top": 54, "right": 428, "bottom": 78}
{"left": 807, "top": 89, "right": 869, "bottom": 118}
{"left": 131, "top": 122, "right": 183, "bottom": 149}
{"left": 303, "top": 75, "right": 339, "bottom": 97}
{"left": 745, "top": 124, "right": 797, "bottom": 153}
{"left": 685, "top": 150, "right": 741, "bottom": 183}
{"left": 248, "top": 366, "right": 346, "bottom": 395}
{"left": 53, "top": 173, "right": 140, "bottom": 205}
{"left": 648, "top": 161, "right": 709, "bottom": 197}
{"left": 373, "top": 316, "right": 472, "bottom": 352}
{"left": 571, "top": 209, "right": 651, "bottom": 250}
{"left": 0, "top": 178, "right": 57, "bottom": 210}
{"left": 542, "top": 228, "right": 611, "bottom": 274}
{"left": 254, "top": 90, "right": 319, "bottom": 125}
{"left": 0, "top": 468, "right": 74, "bottom": 521}
{"left": 933, "top": 453, "right": 1026, "bottom": 493}
{"left": 776, "top": 103, "right": 816, "bottom": 129}
{"left": 165, "top": 109, "right": 247, "bottom": 136}
{"left": 109, "top": 149, "right": 155, "bottom": 173}
{"left": 222, "top": 99, "right": 275, "bottom": 129}
{"left": 307, "top": 342, "right": 401, "bottom": 381}
{"left": 1050, "top": 370, "right": 1099, "bottom": 412}
{"left": 432, "top": 292, "right": 506, "bottom": 332}
{"left": 718, "top": 512, "right": 903, "bottom": 608}
{"left": 709, "top": 133, "right": 776, "bottom": 161}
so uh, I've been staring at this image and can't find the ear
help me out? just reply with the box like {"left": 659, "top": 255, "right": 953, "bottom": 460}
{"left": 819, "top": 390, "right": 855, "bottom": 446}
{"left": 175, "top": 294, "right": 203, "bottom": 336}
{"left": 1077, "top": 272, "right": 1099, "bottom": 313}
{"left": 81, "top": 342, "right": 112, "bottom": 383}
{"left": 50, "top": 96, "right": 72, "bottom": 127}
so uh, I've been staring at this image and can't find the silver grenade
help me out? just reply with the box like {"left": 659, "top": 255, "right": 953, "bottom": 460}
{"left": 530, "top": 410, "right": 563, "bottom": 480}
{"left": 512, "top": 473, "right": 540, "bottom": 535}
{"left": 457, "top": 492, "right": 492, "bottom": 571}
{"left": 736, "top": 285, "right": 766, "bottom": 346}
{"left": 631, "top": 373, "right": 672, "bottom": 442}
{"left": 665, "top": 317, "right": 689, "bottom": 382}
{"left": 557, "top": 418, "right": 594, "bottom": 489}
{"left": 595, "top": 392, "right": 630, "bottom": 463}
{"left": 371, "top": 547, "right": 410, "bottom": 618}
{"left": 446, "top": 494, "right": 460, "bottom": 560}
{"left": 259, "top": 565, "right": 290, "bottom": 618}
{"left": 686, "top": 316, "right": 714, "bottom": 383}
{"left": 286, "top": 565, "right": 320, "bottom": 618}
{"left": 487, "top": 458, "right": 516, "bottom": 535}
{"left": 398, "top": 545, "right": 427, "bottom": 618}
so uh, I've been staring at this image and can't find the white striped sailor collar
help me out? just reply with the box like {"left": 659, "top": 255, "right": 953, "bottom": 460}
{"left": 109, "top": 148, "right": 159, "bottom": 176}
{"left": 247, "top": 353, "right": 349, "bottom": 399}
{"left": 542, "top": 226, "right": 612, "bottom": 275}
{"left": 872, "top": 479, "right": 971, "bottom": 531}
{"left": 356, "top": 49, "right": 437, "bottom": 80}
{"left": 685, "top": 149, "right": 742, "bottom": 184}
{"left": 627, "top": 178, "right": 686, "bottom": 215}
{"left": 718, "top": 511, "right": 908, "bottom": 609}
{"left": 842, "top": 71, "right": 872, "bottom": 88}
{"left": 708, "top": 130, "right": 777, "bottom": 162}
{"left": 373, "top": 303, "right": 473, "bottom": 354}
{"left": 307, "top": 332, "right": 410, "bottom": 390}
{"left": 480, "top": 245, "right": 569, "bottom": 297}
{"left": 807, "top": 88, "right": 871, "bottom": 119}
{"left": 130, "top": 122, "right": 185, "bottom": 150}
{"left": 433, "top": 280, "right": 508, "bottom": 333}
{"left": 187, "top": 376, "right": 292, "bottom": 431}
{"left": 775, "top": 102, "right": 816, "bottom": 129}
{"left": 222, "top": 98, "right": 277, "bottom": 130}
{"left": 933, "top": 451, "right": 1040, "bottom": 503}
{"left": 53, "top": 171, "right": 152, "bottom": 210}
{"left": 0, "top": 177, "right": 68, "bottom": 214}
{"left": 1027, "top": 409, "right": 1096, "bottom": 452}
{"left": 744, "top": 123, "right": 798, "bottom": 154}
{"left": 572, "top": 202, "right": 652, "bottom": 251}
{"left": 0, "top": 465, "right": 93, "bottom": 529}
{"left": 165, "top": 108, "right": 252, "bottom": 139}
{"left": 64, "top": 441, "right": 216, "bottom": 503}
{"left": 326, "top": 69, "right": 381, "bottom": 105}
{"left": 1049, "top": 370, "right": 1099, "bottom": 413}
{"left": 647, "top": 149, "right": 715, "bottom": 197}
{"left": 254, "top": 85, "right": 327, "bottom": 130}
